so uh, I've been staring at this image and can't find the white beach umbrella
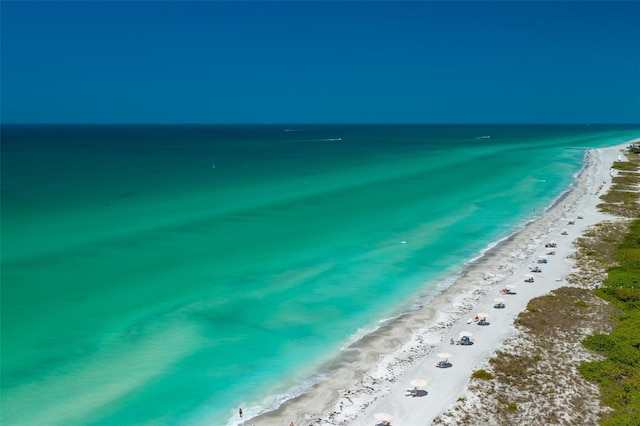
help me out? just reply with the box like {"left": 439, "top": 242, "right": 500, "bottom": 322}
{"left": 374, "top": 413, "right": 394, "bottom": 422}
{"left": 437, "top": 352, "right": 452, "bottom": 359}
{"left": 409, "top": 379, "right": 427, "bottom": 388}
{"left": 494, "top": 298, "right": 505, "bottom": 303}
{"left": 477, "top": 313, "right": 490, "bottom": 319}
{"left": 524, "top": 274, "right": 534, "bottom": 279}
{"left": 459, "top": 331, "right": 474, "bottom": 338}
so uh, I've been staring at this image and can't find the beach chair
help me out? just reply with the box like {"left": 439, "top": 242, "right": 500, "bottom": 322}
{"left": 405, "top": 388, "right": 418, "bottom": 397}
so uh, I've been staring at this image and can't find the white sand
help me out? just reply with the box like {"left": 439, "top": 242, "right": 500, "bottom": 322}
{"left": 246, "top": 141, "right": 635, "bottom": 426}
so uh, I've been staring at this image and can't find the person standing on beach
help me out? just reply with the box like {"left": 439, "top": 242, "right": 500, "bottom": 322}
{"left": 239, "top": 407, "right": 243, "bottom": 418}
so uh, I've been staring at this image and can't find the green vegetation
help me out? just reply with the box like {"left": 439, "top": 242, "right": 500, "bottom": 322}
{"left": 611, "top": 174, "right": 640, "bottom": 191}
{"left": 471, "top": 369, "right": 494, "bottom": 380}
{"left": 578, "top": 217, "right": 640, "bottom": 426}
{"left": 599, "top": 190, "right": 639, "bottom": 206}
{"left": 598, "top": 149, "right": 640, "bottom": 218}
{"left": 516, "top": 287, "right": 610, "bottom": 342}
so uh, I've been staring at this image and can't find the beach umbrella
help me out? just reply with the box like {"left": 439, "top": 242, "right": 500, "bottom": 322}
{"left": 459, "top": 331, "right": 473, "bottom": 338}
{"left": 524, "top": 274, "right": 534, "bottom": 280}
{"left": 437, "top": 352, "right": 452, "bottom": 359}
{"left": 494, "top": 298, "right": 505, "bottom": 303}
{"left": 374, "top": 413, "right": 393, "bottom": 422}
{"left": 477, "top": 312, "right": 489, "bottom": 319}
{"left": 409, "top": 379, "right": 427, "bottom": 388}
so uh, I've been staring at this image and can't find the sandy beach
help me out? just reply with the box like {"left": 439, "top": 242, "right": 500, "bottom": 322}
{"left": 247, "top": 141, "right": 633, "bottom": 426}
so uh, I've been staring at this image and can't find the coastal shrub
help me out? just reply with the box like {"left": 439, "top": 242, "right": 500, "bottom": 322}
{"left": 612, "top": 161, "right": 638, "bottom": 171}
{"left": 583, "top": 334, "right": 619, "bottom": 353}
{"left": 605, "top": 271, "right": 640, "bottom": 293}
{"left": 579, "top": 214, "right": 640, "bottom": 426}
{"left": 489, "top": 351, "right": 536, "bottom": 379}
{"left": 612, "top": 174, "right": 640, "bottom": 187}
{"left": 598, "top": 203, "right": 640, "bottom": 218}
{"left": 516, "top": 287, "right": 604, "bottom": 339}
{"left": 506, "top": 402, "right": 517, "bottom": 412}
{"left": 471, "top": 369, "right": 494, "bottom": 380}
{"left": 600, "top": 191, "right": 639, "bottom": 205}
{"left": 597, "top": 152, "right": 640, "bottom": 217}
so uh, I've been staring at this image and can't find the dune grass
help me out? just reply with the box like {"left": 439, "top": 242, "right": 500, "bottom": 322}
{"left": 598, "top": 149, "right": 640, "bottom": 218}
{"left": 576, "top": 146, "right": 640, "bottom": 425}
{"left": 578, "top": 217, "right": 640, "bottom": 426}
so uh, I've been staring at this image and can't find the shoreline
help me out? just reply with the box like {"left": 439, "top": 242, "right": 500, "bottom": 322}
{"left": 245, "top": 140, "right": 634, "bottom": 426}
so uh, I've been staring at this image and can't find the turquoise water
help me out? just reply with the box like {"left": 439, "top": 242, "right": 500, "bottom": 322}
{"left": 2, "top": 124, "right": 638, "bottom": 424}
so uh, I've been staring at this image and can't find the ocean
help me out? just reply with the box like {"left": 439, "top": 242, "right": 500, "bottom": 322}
{"left": 1, "top": 124, "right": 638, "bottom": 425}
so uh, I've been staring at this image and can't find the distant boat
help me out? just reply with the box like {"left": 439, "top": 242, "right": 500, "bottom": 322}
{"left": 475, "top": 135, "right": 491, "bottom": 139}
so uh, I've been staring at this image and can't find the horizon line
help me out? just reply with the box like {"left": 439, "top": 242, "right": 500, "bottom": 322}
{"left": 3, "top": 122, "right": 640, "bottom": 126}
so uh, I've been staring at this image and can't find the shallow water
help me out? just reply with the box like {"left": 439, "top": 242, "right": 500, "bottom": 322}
{"left": 2, "top": 124, "right": 638, "bottom": 424}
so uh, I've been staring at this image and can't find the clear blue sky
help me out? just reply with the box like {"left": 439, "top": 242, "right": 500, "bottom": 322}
{"left": 2, "top": 1, "right": 639, "bottom": 124}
